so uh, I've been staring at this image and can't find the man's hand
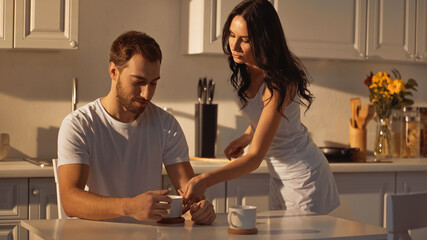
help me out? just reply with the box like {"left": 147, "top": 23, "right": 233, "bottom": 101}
{"left": 126, "top": 189, "right": 171, "bottom": 221}
{"left": 189, "top": 199, "right": 216, "bottom": 225}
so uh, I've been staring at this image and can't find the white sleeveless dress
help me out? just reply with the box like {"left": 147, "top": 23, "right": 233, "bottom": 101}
{"left": 241, "top": 83, "right": 340, "bottom": 214}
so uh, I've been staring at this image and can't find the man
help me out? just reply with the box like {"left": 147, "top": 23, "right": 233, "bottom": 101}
{"left": 57, "top": 31, "right": 215, "bottom": 224}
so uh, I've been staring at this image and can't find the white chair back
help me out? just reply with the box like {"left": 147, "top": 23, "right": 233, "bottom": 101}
{"left": 52, "top": 159, "right": 67, "bottom": 219}
{"left": 385, "top": 191, "right": 427, "bottom": 240}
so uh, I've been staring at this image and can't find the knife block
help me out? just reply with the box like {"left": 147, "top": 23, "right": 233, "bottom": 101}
{"left": 195, "top": 103, "right": 218, "bottom": 158}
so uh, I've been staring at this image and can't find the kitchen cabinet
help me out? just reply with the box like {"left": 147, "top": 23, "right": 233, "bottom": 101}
{"left": 396, "top": 171, "right": 427, "bottom": 193}
{"left": 226, "top": 174, "right": 270, "bottom": 212}
{"left": 182, "top": 0, "right": 427, "bottom": 62}
{"left": 279, "top": 0, "right": 425, "bottom": 62}
{"left": 365, "top": 0, "right": 415, "bottom": 61}
{"left": 0, "top": 179, "right": 28, "bottom": 240}
{"left": 28, "top": 178, "right": 57, "bottom": 240}
{"left": 162, "top": 175, "right": 226, "bottom": 213}
{"left": 180, "top": 0, "right": 241, "bottom": 54}
{"left": 0, "top": 0, "right": 13, "bottom": 48}
{"left": 0, "top": 0, "right": 79, "bottom": 50}
{"left": 329, "top": 172, "right": 395, "bottom": 227}
{"left": 276, "top": 0, "right": 367, "bottom": 60}
{"left": 0, "top": 178, "right": 57, "bottom": 240}
{"left": 416, "top": 0, "right": 427, "bottom": 62}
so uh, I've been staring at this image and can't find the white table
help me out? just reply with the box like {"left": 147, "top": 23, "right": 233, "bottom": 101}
{"left": 21, "top": 210, "right": 387, "bottom": 240}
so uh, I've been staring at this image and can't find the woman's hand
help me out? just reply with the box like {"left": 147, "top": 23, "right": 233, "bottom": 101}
{"left": 224, "top": 132, "right": 252, "bottom": 160}
{"left": 178, "top": 174, "right": 208, "bottom": 214}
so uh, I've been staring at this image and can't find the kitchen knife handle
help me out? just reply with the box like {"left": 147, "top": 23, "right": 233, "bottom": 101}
{"left": 202, "top": 77, "right": 208, "bottom": 104}
{"left": 197, "top": 78, "right": 203, "bottom": 103}
{"left": 208, "top": 79, "right": 215, "bottom": 104}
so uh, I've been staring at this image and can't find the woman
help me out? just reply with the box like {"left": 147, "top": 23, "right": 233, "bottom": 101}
{"left": 180, "top": 0, "right": 340, "bottom": 214}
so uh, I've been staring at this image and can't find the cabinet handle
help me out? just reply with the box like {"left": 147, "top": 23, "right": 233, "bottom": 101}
{"left": 32, "top": 188, "right": 40, "bottom": 196}
{"left": 359, "top": 52, "right": 365, "bottom": 58}
{"left": 415, "top": 55, "right": 423, "bottom": 60}
{"left": 70, "top": 41, "right": 78, "bottom": 48}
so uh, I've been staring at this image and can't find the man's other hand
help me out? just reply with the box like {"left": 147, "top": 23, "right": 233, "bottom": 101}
{"left": 126, "top": 189, "right": 171, "bottom": 221}
{"left": 189, "top": 199, "right": 216, "bottom": 225}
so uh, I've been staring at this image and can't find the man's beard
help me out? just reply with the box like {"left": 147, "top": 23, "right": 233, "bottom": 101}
{"left": 116, "top": 76, "right": 146, "bottom": 115}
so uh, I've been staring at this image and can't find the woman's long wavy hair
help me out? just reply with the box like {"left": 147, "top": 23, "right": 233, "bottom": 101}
{"left": 222, "top": 0, "right": 313, "bottom": 116}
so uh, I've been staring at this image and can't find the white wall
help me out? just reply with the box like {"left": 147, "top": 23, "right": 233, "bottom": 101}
{"left": 0, "top": 0, "right": 426, "bottom": 159}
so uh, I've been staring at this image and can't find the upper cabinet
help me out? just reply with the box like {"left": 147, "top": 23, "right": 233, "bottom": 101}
{"left": 182, "top": 0, "right": 427, "bottom": 63}
{"left": 365, "top": 0, "right": 416, "bottom": 61}
{"left": 416, "top": 0, "right": 427, "bottom": 62}
{"left": 0, "top": 0, "right": 13, "bottom": 48}
{"left": 276, "top": 0, "right": 367, "bottom": 60}
{"left": 181, "top": 0, "right": 241, "bottom": 54}
{"left": 0, "top": 0, "right": 79, "bottom": 50}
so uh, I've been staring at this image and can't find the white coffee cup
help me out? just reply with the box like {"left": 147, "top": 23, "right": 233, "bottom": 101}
{"left": 165, "top": 195, "right": 183, "bottom": 218}
{"left": 227, "top": 205, "right": 257, "bottom": 229}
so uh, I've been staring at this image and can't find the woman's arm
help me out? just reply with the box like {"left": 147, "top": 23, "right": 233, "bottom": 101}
{"left": 182, "top": 85, "right": 295, "bottom": 201}
{"left": 224, "top": 125, "right": 253, "bottom": 160}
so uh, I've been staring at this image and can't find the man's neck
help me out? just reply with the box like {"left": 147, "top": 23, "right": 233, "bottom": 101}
{"left": 100, "top": 94, "right": 140, "bottom": 123}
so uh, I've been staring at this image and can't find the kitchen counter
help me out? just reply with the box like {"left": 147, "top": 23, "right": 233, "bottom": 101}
{"left": 189, "top": 157, "right": 427, "bottom": 174}
{"left": 2, "top": 157, "right": 427, "bottom": 178}
{"left": 21, "top": 210, "right": 387, "bottom": 240}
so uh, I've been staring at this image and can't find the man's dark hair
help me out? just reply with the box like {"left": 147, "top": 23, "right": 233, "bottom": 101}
{"left": 110, "top": 31, "right": 162, "bottom": 71}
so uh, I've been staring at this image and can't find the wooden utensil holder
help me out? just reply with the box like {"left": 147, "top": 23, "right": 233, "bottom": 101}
{"left": 349, "top": 125, "right": 367, "bottom": 162}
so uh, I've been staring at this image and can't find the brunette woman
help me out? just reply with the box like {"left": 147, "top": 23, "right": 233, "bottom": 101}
{"left": 181, "top": 0, "right": 339, "bottom": 214}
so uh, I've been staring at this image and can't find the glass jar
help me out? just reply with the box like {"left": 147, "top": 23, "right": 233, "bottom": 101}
{"left": 390, "top": 109, "right": 403, "bottom": 157}
{"left": 420, "top": 107, "right": 427, "bottom": 157}
{"left": 400, "top": 107, "right": 420, "bottom": 158}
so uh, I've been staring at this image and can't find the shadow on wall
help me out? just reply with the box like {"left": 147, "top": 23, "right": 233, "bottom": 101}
{"left": 172, "top": 109, "right": 249, "bottom": 158}
{"left": 37, "top": 127, "right": 59, "bottom": 158}
{"left": 8, "top": 126, "right": 59, "bottom": 159}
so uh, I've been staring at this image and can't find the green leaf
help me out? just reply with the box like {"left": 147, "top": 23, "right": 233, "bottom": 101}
{"left": 401, "top": 99, "right": 414, "bottom": 106}
{"left": 391, "top": 68, "right": 401, "bottom": 79}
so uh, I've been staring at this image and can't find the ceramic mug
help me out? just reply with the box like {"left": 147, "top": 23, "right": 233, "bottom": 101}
{"left": 227, "top": 205, "right": 257, "bottom": 229}
{"left": 0, "top": 133, "right": 10, "bottom": 161}
{"left": 165, "top": 195, "right": 183, "bottom": 218}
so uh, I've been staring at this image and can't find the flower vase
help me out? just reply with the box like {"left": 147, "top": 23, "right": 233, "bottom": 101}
{"left": 374, "top": 117, "right": 393, "bottom": 158}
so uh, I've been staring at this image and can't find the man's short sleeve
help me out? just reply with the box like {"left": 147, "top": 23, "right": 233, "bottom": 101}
{"left": 57, "top": 114, "right": 90, "bottom": 167}
{"left": 162, "top": 114, "right": 190, "bottom": 166}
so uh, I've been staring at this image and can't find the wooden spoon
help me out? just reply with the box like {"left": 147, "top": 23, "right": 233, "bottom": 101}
{"left": 350, "top": 98, "right": 361, "bottom": 128}
{"left": 357, "top": 104, "right": 369, "bottom": 129}
{"left": 363, "top": 104, "right": 376, "bottom": 128}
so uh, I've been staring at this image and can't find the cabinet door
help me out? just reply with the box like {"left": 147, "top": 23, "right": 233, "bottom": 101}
{"left": 0, "top": 179, "right": 28, "bottom": 220}
{"left": 0, "top": 221, "right": 29, "bottom": 240}
{"left": 162, "top": 175, "right": 226, "bottom": 213}
{"left": 14, "top": 0, "right": 79, "bottom": 49}
{"left": 329, "top": 172, "right": 395, "bottom": 227}
{"left": 277, "top": 0, "right": 367, "bottom": 60}
{"left": 226, "top": 174, "right": 270, "bottom": 212}
{"left": 396, "top": 171, "right": 427, "bottom": 193}
{"left": 0, "top": 0, "right": 13, "bottom": 48}
{"left": 416, "top": 0, "right": 427, "bottom": 62}
{"left": 181, "top": 0, "right": 241, "bottom": 54}
{"left": 366, "top": 0, "right": 416, "bottom": 61}
{"left": 29, "top": 178, "right": 58, "bottom": 220}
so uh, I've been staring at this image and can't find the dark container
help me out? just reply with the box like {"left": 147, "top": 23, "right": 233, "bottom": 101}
{"left": 420, "top": 107, "right": 427, "bottom": 157}
{"left": 195, "top": 103, "right": 218, "bottom": 158}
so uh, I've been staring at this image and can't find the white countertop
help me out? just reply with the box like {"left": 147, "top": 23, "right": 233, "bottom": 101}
{"left": 21, "top": 210, "right": 387, "bottom": 240}
{"left": 2, "top": 157, "right": 427, "bottom": 178}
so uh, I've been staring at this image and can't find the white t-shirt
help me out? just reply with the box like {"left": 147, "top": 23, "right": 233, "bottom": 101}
{"left": 57, "top": 98, "right": 189, "bottom": 198}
